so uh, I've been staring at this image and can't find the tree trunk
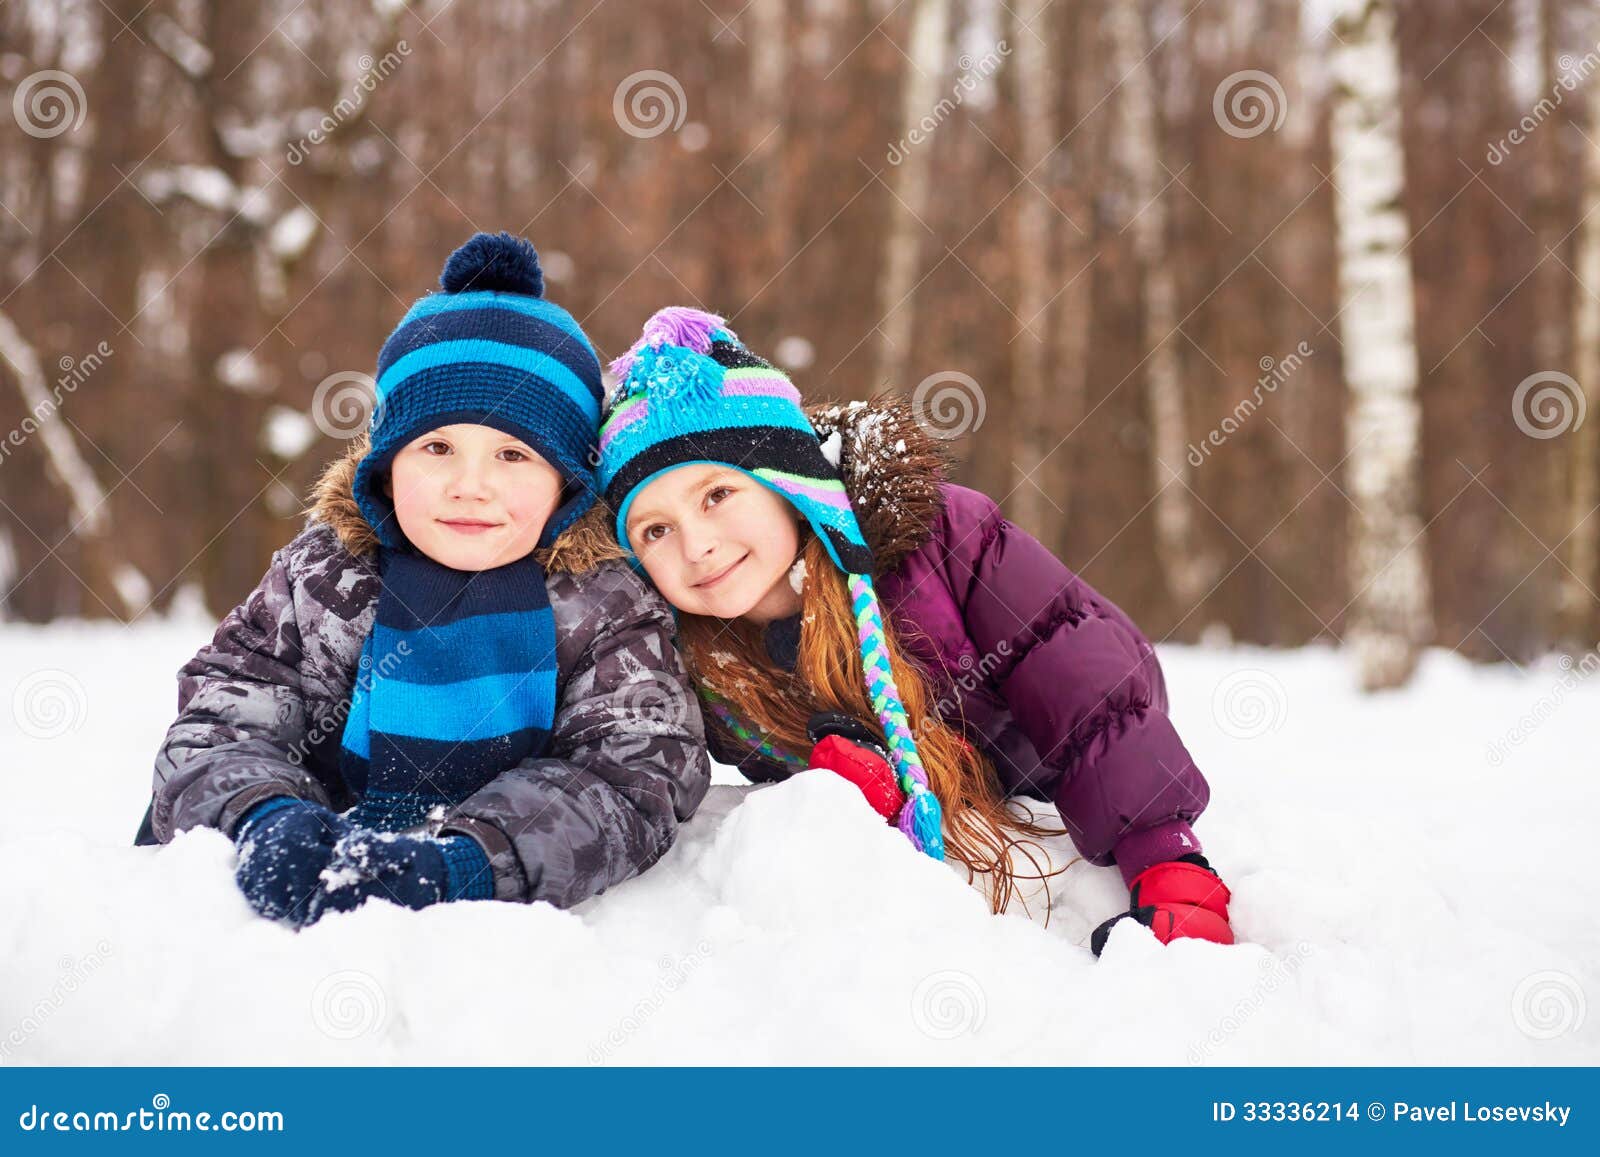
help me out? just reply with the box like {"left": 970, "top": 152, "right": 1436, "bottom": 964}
{"left": 1007, "top": 0, "right": 1060, "bottom": 541}
{"left": 1107, "top": 0, "right": 1215, "bottom": 613}
{"left": 0, "top": 310, "right": 134, "bottom": 617}
{"left": 1052, "top": 0, "right": 1109, "bottom": 540}
{"left": 1562, "top": 30, "right": 1600, "bottom": 646}
{"left": 875, "top": 0, "right": 951, "bottom": 391}
{"left": 1329, "top": 0, "right": 1433, "bottom": 690}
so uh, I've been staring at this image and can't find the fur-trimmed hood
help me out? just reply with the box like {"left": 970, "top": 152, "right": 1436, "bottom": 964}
{"left": 807, "top": 394, "right": 953, "bottom": 575}
{"left": 305, "top": 434, "right": 625, "bottom": 575}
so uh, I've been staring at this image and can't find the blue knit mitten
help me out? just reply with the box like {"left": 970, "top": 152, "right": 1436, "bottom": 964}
{"left": 233, "top": 797, "right": 352, "bottom": 927}
{"left": 307, "top": 828, "right": 492, "bottom": 921}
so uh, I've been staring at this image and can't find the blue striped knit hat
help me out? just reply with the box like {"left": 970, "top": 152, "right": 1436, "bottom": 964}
{"left": 353, "top": 232, "right": 604, "bottom": 551}
{"left": 598, "top": 307, "right": 946, "bottom": 860}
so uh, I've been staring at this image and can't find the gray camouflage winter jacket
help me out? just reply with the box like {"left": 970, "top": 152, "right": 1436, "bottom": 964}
{"left": 146, "top": 436, "right": 712, "bottom": 909}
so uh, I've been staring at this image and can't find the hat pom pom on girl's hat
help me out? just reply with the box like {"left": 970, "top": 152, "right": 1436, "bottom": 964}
{"left": 439, "top": 230, "right": 545, "bottom": 296}
{"left": 607, "top": 306, "right": 729, "bottom": 383}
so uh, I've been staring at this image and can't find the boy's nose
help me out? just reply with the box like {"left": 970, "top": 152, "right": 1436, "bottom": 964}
{"left": 445, "top": 461, "right": 492, "bottom": 500}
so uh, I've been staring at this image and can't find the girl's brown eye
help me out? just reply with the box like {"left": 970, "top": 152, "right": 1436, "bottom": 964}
{"left": 706, "top": 486, "right": 732, "bottom": 507}
{"left": 641, "top": 524, "right": 668, "bottom": 543}
{"left": 423, "top": 441, "right": 449, "bottom": 455}
{"left": 500, "top": 449, "right": 527, "bottom": 462}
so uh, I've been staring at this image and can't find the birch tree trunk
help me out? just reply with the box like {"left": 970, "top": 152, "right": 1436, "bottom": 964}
{"left": 1329, "top": 0, "right": 1433, "bottom": 690}
{"left": 1107, "top": 0, "right": 1214, "bottom": 613}
{"left": 875, "top": 0, "right": 951, "bottom": 390}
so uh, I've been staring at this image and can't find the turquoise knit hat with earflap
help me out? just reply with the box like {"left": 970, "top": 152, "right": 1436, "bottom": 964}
{"left": 599, "top": 307, "right": 945, "bottom": 860}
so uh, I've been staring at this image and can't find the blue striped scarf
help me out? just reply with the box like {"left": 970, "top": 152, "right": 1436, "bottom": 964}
{"left": 339, "top": 547, "right": 558, "bottom": 831}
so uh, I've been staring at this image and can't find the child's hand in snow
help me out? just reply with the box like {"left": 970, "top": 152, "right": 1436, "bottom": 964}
{"left": 232, "top": 798, "right": 353, "bottom": 927}
{"left": 808, "top": 735, "right": 905, "bottom": 820}
{"left": 304, "top": 829, "right": 492, "bottom": 923}
{"left": 1090, "top": 853, "right": 1235, "bottom": 957}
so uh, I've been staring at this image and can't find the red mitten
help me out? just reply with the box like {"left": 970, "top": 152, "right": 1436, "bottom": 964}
{"left": 1090, "top": 853, "right": 1234, "bottom": 957}
{"left": 809, "top": 734, "right": 906, "bottom": 821}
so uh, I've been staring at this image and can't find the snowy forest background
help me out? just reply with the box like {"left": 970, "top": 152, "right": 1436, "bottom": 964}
{"left": 3, "top": 0, "right": 1599, "bottom": 692}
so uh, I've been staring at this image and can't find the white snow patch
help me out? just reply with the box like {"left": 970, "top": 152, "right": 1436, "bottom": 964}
{"left": 819, "top": 431, "right": 842, "bottom": 467}
{"left": 1, "top": 622, "right": 1595, "bottom": 1063}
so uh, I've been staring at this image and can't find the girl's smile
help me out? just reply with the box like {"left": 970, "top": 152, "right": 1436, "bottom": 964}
{"left": 626, "top": 465, "right": 803, "bottom": 624}
{"left": 692, "top": 553, "right": 748, "bottom": 589}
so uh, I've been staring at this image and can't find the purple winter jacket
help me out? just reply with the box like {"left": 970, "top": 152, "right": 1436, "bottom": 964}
{"left": 709, "top": 399, "right": 1209, "bottom": 889}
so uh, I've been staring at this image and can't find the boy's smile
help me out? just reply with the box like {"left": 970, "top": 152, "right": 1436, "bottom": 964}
{"left": 386, "top": 423, "right": 563, "bottom": 570}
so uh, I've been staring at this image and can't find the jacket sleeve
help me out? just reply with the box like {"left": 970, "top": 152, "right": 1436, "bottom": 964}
{"left": 150, "top": 546, "right": 342, "bottom": 842}
{"left": 440, "top": 566, "right": 712, "bottom": 908}
{"left": 931, "top": 486, "right": 1208, "bottom": 884}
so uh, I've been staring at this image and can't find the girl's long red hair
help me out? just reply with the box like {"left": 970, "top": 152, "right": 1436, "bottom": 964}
{"left": 678, "top": 534, "right": 1078, "bottom": 916}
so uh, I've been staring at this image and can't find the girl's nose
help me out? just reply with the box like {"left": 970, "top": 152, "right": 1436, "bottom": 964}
{"left": 679, "top": 520, "right": 718, "bottom": 560}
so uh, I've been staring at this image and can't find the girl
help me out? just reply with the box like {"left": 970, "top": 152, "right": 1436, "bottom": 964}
{"left": 596, "top": 307, "right": 1235, "bottom": 956}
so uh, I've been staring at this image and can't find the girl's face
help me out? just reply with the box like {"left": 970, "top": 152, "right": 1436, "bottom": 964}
{"left": 386, "top": 424, "right": 563, "bottom": 571}
{"left": 626, "top": 463, "right": 804, "bottom": 624}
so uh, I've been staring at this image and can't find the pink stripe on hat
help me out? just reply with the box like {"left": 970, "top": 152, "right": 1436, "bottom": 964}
{"left": 722, "top": 375, "right": 802, "bottom": 403}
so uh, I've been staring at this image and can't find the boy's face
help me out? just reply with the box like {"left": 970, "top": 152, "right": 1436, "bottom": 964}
{"left": 626, "top": 463, "right": 803, "bottom": 624}
{"left": 387, "top": 424, "right": 563, "bottom": 571}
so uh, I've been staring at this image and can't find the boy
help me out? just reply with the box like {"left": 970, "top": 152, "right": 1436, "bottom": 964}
{"left": 138, "top": 233, "right": 710, "bottom": 928}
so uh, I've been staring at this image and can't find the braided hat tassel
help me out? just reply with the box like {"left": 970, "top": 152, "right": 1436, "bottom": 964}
{"left": 848, "top": 573, "right": 946, "bottom": 861}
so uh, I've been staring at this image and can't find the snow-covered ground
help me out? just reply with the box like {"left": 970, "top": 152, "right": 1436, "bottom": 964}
{"left": 1, "top": 615, "right": 1595, "bottom": 1064}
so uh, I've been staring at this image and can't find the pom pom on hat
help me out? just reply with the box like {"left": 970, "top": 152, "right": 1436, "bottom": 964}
{"left": 608, "top": 306, "right": 731, "bottom": 381}
{"left": 439, "top": 231, "right": 545, "bottom": 297}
